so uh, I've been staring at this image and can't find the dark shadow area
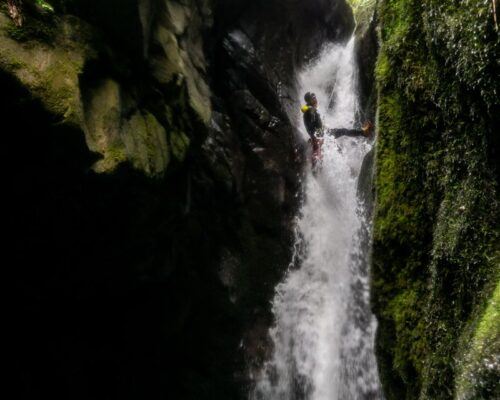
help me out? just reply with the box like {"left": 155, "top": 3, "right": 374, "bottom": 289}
{"left": 4, "top": 69, "right": 242, "bottom": 400}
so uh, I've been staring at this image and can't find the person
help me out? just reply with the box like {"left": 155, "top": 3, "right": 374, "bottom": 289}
{"left": 328, "top": 121, "right": 374, "bottom": 139}
{"left": 301, "top": 92, "right": 324, "bottom": 167}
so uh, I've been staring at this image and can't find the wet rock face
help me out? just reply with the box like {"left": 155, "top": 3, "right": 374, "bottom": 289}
{"left": 207, "top": 0, "right": 355, "bottom": 373}
{"left": 146, "top": 0, "right": 213, "bottom": 122}
{"left": 4, "top": 0, "right": 356, "bottom": 398}
{"left": 215, "top": 0, "right": 354, "bottom": 110}
{"left": 373, "top": 1, "right": 499, "bottom": 399}
{"left": 355, "top": 13, "right": 378, "bottom": 122}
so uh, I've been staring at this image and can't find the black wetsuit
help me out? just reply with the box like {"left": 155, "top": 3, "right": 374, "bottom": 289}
{"left": 303, "top": 106, "right": 323, "bottom": 139}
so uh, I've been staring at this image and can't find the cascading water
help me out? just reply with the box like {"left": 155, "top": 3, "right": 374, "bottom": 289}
{"left": 251, "top": 38, "right": 384, "bottom": 400}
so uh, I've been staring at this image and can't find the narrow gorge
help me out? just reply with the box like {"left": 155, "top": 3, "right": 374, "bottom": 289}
{"left": 4, "top": 1, "right": 498, "bottom": 400}
{"left": 251, "top": 38, "right": 382, "bottom": 400}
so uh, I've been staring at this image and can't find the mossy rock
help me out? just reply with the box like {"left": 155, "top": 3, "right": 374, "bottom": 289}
{"left": 374, "top": 1, "right": 499, "bottom": 399}
{"left": 348, "top": 0, "right": 376, "bottom": 34}
{"left": 456, "top": 281, "right": 500, "bottom": 400}
{"left": 0, "top": 12, "right": 92, "bottom": 126}
{"left": 122, "top": 111, "right": 170, "bottom": 178}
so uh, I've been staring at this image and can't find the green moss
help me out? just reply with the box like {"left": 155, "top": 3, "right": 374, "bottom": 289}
{"left": 422, "top": 0, "right": 500, "bottom": 107}
{"left": 388, "top": 286, "right": 427, "bottom": 377}
{"left": 122, "top": 111, "right": 170, "bottom": 178}
{"left": 456, "top": 280, "right": 500, "bottom": 399}
{"left": 378, "top": 0, "right": 415, "bottom": 49}
{"left": 347, "top": 0, "right": 376, "bottom": 33}
{"left": 170, "top": 130, "right": 190, "bottom": 162}
{"left": 35, "top": 0, "right": 55, "bottom": 13}
{"left": 105, "top": 145, "right": 127, "bottom": 162}
{"left": 374, "top": 1, "right": 499, "bottom": 399}
{"left": 4, "top": 7, "right": 56, "bottom": 43}
{"left": 0, "top": 4, "right": 183, "bottom": 181}
{"left": 375, "top": 49, "right": 391, "bottom": 87}
{"left": 35, "top": 52, "right": 84, "bottom": 124}
{"left": 472, "top": 280, "right": 499, "bottom": 342}
{"left": 93, "top": 143, "right": 128, "bottom": 174}
{"left": 0, "top": 13, "right": 89, "bottom": 126}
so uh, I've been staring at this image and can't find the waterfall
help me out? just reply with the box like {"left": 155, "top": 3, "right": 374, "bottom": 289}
{"left": 250, "top": 38, "right": 384, "bottom": 400}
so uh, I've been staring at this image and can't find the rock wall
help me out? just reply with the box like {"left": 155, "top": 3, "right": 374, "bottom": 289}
{"left": 373, "top": 1, "right": 499, "bottom": 399}
{"left": 4, "top": 1, "right": 355, "bottom": 398}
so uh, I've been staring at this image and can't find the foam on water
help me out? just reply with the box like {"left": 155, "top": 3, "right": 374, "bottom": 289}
{"left": 250, "top": 38, "right": 384, "bottom": 400}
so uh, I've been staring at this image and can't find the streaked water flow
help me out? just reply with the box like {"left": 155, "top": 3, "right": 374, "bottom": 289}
{"left": 250, "top": 38, "right": 384, "bottom": 400}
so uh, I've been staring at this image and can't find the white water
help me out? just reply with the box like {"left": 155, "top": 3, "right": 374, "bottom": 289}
{"left": 251, "top": 38, "right": 383, "bottom": 400}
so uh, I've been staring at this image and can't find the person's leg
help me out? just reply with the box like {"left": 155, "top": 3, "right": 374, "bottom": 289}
{"left": 327, "top": 128, "right": 342, "bottom": 138}
{"left": 311, "top": 138, "right": 323, "bottom": 168}
{"left": 329, "top": 128, "right": 365, "bottom": 138}
{"left": 346, "top": 129, "right": 364, "bottom": 137}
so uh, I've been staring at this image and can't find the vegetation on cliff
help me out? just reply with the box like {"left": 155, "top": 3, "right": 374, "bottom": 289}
{"left": 348, "top": 0, "right": 376, "bottom": 31}
{"left": 373, "top": 1, "right": 499, "bottom": 399}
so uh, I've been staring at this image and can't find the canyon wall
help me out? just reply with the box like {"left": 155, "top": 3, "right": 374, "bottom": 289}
{"left": 3, "top": 1, "right": 354, "bottom": 398}
{"left": 373, "top": 1, "right": 499, "bottom": 399}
